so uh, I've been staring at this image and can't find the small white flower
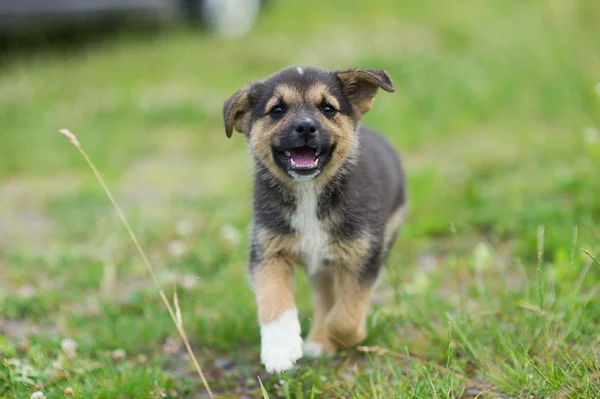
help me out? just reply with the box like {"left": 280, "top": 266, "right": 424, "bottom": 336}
{"left": 60, "top": 338, "right": 77, "bottom": 357}
{"left": 584, "top": 127, "right": 599, "bottom": 144}
{"left": 162, "top": 336, "right": 180, "bottom": 355}
{"left": 7, "top": 358, "right": 21, "bottom": 366}
{"left": 31, "top": 391, "right": 46, "bottom": 399}
{"left": 219, "top": 224, "right": 241, "bottom": 247}
{"left": 405, "top": 270, "right": 431, "bottom": 295}
{"left": 181, "top": 273, "right": 199, "bottom": 290}
{"left": 176, "top": 219, "right": 194, "bottom": 236}
{"left": 17, "top": 284, "right": 37, "bottom": 299}
{"left": 51, "top": 359, "right": 62, "bottom": 371}
{"left": 112, "top": 348, "right": 127, "bottom": 361}
{"left": 473, "top": 242, "right": 492, "bottom": 270}
{"left": 167, "top": 240, "right": 187, "bottom": 258}
{"left": 151, "top": 387, "right": 167, "bottom": 398}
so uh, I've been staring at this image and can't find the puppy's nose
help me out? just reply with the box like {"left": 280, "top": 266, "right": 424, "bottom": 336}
{"left": 294, "top": 119, "right": 318, "bottom": 139}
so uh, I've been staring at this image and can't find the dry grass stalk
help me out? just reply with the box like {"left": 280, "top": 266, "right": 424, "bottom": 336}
{"left": 58, "top": 128, "right": 213, "bottom": 398}
{"left": 581, "top": 248, "right": 599, "bottom": 265}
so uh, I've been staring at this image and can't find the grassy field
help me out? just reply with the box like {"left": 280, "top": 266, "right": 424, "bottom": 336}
{"left": 1, "top": 0, "right": 600, "bottom": 397}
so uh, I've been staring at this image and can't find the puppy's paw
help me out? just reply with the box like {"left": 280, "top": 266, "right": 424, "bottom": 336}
{"left": 261, "top": 337, "right": 303, "bottom": 373}
{"left": 260, "top": 309, "right": 303, "bottom": 373}
{"left": 326, "top": 310, "right": 368, "bottom": 349}
{"left": 302, "top": 340, "right": 336, "bottom": 359}
{"left": 302, "top": 341, "right": 325, "bottom": 358}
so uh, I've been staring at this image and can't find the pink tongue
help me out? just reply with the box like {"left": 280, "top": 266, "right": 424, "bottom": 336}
{"left": 290, "top": 147, "right": 316, "bottom": 167}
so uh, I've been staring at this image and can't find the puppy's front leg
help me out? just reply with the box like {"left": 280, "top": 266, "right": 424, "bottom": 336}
{"left": 304, "top": 271, "right": 337, "bottom": 357}
{"left": 326, "top": 267, "right": 375, "bottom": 349}
{"left": 252, "top": 254, "right": 303, "bottom": 373}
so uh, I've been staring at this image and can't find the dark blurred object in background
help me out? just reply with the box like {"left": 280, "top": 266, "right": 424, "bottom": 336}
{"left": 0, "top": 0, "right": 270, "bottom": 38}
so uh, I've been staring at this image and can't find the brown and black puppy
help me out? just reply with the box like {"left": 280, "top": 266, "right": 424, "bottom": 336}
{"left": 223, "top": 66, "right": 406, "bottom": 373}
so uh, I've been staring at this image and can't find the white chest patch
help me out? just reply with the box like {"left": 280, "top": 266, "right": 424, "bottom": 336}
{"left": 290, "top": 182, "right": 329, "bottom": 274}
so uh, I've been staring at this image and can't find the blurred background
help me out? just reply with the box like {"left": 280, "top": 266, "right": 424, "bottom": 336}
{"left": 0, "top": 0, "right": 267, "bottom": 38}
{"left": 1, "top": 0, "right": 600, "bottom": 398}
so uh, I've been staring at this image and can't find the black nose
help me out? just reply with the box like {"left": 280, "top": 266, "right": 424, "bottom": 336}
{"left": 294, "top": 119, "right": 318, "bottom": 139}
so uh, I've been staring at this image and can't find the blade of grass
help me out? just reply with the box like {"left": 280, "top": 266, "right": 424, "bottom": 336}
{"left": 581, "top": 249, "right": 600, "bottom": 266}
{"left": 258, "top": 376, "right": 271, "bottom": 399}
{"left": 58, "top": 128, "right": 213, "bottom": 398}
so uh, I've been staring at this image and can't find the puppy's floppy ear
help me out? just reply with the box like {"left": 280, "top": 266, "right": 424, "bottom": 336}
{"left": 335, "top": 68, "right": 395, "bottom": 115}
{"left": 223, "top": 85, "right": 253, "bottom": 138}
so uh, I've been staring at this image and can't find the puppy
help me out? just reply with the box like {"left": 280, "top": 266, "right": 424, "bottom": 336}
{"left": 222, "top": 66, "right": 406, "bottom": 373}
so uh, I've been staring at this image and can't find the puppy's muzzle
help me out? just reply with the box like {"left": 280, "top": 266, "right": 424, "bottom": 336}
{"left": 272, "top": 116, "right": 333, "bottom": 179}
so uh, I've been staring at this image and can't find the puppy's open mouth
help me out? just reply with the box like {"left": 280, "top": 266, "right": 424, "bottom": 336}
{"left": 273, "top": 144, "right": 334, "bottom": 179}
{"left": 283, "top": 147, "right": 319, "bottom": 170}
{"left": 272, "top": 140, "right": 336, "bottom": 179}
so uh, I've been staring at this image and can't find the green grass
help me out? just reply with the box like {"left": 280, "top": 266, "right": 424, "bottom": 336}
{"left": 1, "top": 0, "right": 600, "bottom": 397}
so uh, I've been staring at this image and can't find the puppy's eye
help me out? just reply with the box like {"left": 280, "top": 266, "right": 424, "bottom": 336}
{"left": 321, "top": 104, "right": 337, "bottom": 115}
{"left": 269, "top": 105, "right": 285, "bottom": 117}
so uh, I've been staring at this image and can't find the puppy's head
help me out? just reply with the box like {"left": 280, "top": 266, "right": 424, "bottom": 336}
{"left": 223, "top": 66, "right": 395, "bottom": 182}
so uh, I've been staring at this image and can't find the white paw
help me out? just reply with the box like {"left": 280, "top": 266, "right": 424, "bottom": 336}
{"left": 302, "top": 341, "right": 323, "bottom": 359}
{"left": 260, "top": 308, "right": 303, "bottom": 373}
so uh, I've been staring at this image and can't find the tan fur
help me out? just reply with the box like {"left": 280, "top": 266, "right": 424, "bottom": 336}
{"left": 384, "top": 205, "right": 405, "bottom": 251}
{"left": 305, "top": 83, "right": 341, "bottom": 111}
{"left": 305, "top": 233, "right": 373, "bottom": 352}
{"left": 337, "top": 71, "right": 377, "bottom": 115}
{"left": 251, "top": 82, "right": 359, "bottom": 187}
{"left": 252, "top": 255, "right": 296, "bottom": 325}
{"left": 249, "top": 115, "right": 295, "bottom": 182}
{"left": 255, "top": 84, "right": 303, "bottom": 181}
{"left": 265, "top": 96, "right": 280, "bottom": 114}
{"left": 337, "top": 69, "right": 395, "bottom": 116}
{"left": 257, "top": 229, "right": 296, "bottom": 259}
{"left": 317, "top": 113, "right": 357, "bottom": 184}
{"left": 258, "top": 226, "right": 374, "bottom": 351}
{"left": 326, "top": 268, "right": 374, "bottom": 348}
{"left": 267, "top": 84, "right": 303, "bottom": 111}
{"left": 328, "top": 236, "right": 371, "bottom": 271}
{"left": 305, "top": 271, "right": 337, "bottom": 355}
{"left": 306, "top": 264, "right": 374, "bottom": 352}
{"left": 312, "top": 85, "right": 356, "bottom": 165}
{"left": 224, "top": 86, "right": 252, "bottom": 138}
{"left": 224, "top": 67, "right": 402, "bottom": 372}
